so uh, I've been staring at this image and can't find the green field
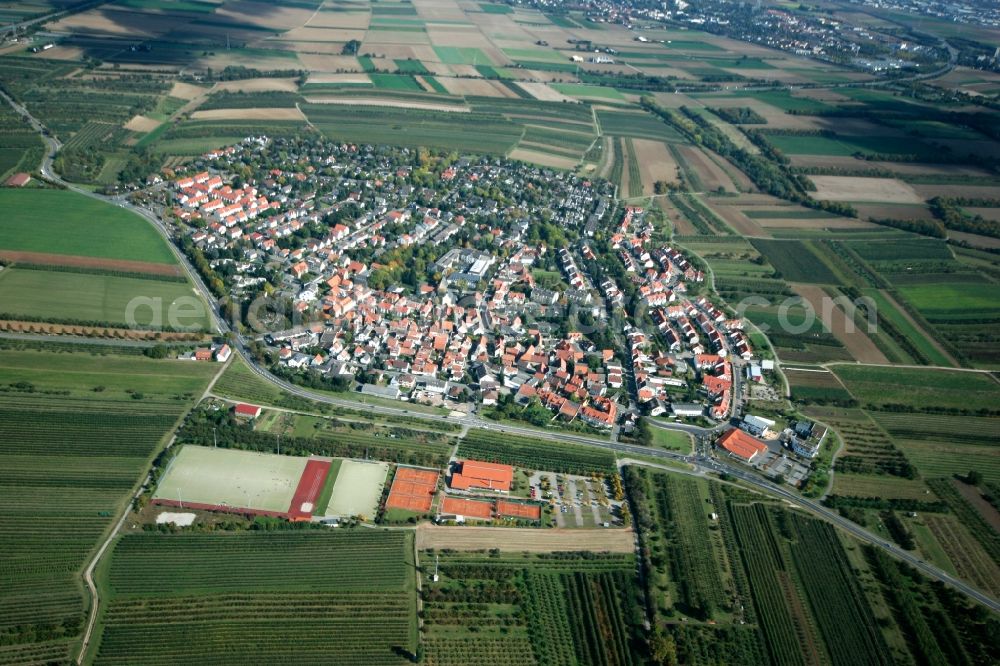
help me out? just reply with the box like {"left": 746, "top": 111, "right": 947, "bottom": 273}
{"left": 432, "top": 46, "right": 491, "bottom": 65}
{"left": 896, "top": 282, "right": 1000, "bottom": 321}
{"left": 832, "top": 365, "right": 1000, "bottom": 411}
{"left": 766, "top": 133, "right": 937, "bottom": 158}
{"left": 0, "top": 190, "right": 177, "bottom": 264}
{"left": 750, "top": 239, "right": 839, "bottom": 283}
{"left": 0, "top": 267, "right": 210, "bottom": 330}
{"left": 94, "top": 531, "right": 416, "bottom": 664}
{"left": 0, "top": 346, "right": 216, "bottom": 664}
{"left": 649, "top": 424, "right": 693, "bottom": 452}
{"left": 153, "top": 445, "right": 308, "bottom": 513}
{"left": 551, "top": 83, "right": 626, "bottom": 100}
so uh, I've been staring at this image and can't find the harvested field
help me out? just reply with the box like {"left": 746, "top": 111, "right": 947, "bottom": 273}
{"left": 709, "top": 202, "right": 768, "bottom": 236}
{"left": 439, "top": 77, "right": 515, "bottom": 97}
{"left": 169, "top": 82, "right": 207, "bottom": 100}
{"left": 853, "top": 203, "right": 933, "bottom": 222}
{"left": 124, "top": 115, "right": 160, "bottom": 133}
{"left": 415, "top": 524, "right": 635, "bottom": 552}
{"left": 190, "top": 107, "right": 306, "bottom": 121}
{"left": 911, "top": 183, "right": 1000, "bottom": 200}
{"left": 515, "top": 81, "right": 575, "bottom": 102}
{"left": 212, "top": 78, "right": 301, "bottom": 93}
{"left": 947, "top": 230, "right": 1000, "bottom": 249}
{"left": 509, "top": 147, "right": 579, "bottom": 170}
{"left": 809, "top": 176, "right": 922, "bottom": 204}
{"left": 965, "top": 207, "right": 1000, "bottom": 222}
{"left": 0, "top": 250, "right": 181, "bottom": 277}
{"left": 632, "top": 138, "right": 679, "bottom": 194}
{"left": 792, "top": 283, "right": 888, "bottom": 364}
{"left": 675, "top": 144, "right": 737, "bottom": 193}
{"left": 305, "top": 96, "right": 470, "bottom": 112}
{"left": 307, "top": 72, "right": 372, "bottom": 85}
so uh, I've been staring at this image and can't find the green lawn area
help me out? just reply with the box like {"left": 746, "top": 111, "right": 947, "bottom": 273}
{"left": 502, "top": 47, "right": 566, "bottom": 63}
{"left": 0, "top": 189, "right": 177, "bottom": 264}
{"left": 0, "top": 267, "right": 209, "bottom": 330}
{"left": 832, "top": 364, "right": 1000, "bottom": 411}
{"left": 551, "top": 83, "right": 625, "bottom": 100}
{"left": 649, "top": 424, "right": 693, "bottom": 453}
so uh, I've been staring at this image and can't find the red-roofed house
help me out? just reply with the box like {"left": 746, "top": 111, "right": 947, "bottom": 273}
{"left": 717, "top": 428, "right": 767, "bottom": 463}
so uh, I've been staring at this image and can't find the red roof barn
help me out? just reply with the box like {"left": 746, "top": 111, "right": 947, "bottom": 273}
{"left": 234, "top": 403, "right": 262, "bottom": 419}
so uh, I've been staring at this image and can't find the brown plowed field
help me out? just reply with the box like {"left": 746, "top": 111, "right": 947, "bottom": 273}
{"left": 0, "top": 251, "right": 181, "bottom": 277}
{"left": 416, "top": 524, "right": 635, "bottom": 552}
{"left": 791, "top": 284, "right": 888, "bottom": 364}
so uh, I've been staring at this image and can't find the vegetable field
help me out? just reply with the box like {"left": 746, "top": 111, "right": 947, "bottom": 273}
{"left": 94, "top": 531, "right": 417, "bottom": 664}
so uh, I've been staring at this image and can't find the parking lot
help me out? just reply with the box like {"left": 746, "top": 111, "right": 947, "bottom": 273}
{"left": 527, "top": 471, "right": 625, "bottom": 529}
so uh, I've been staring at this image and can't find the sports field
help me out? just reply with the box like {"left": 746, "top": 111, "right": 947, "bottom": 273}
{"left": 0, "top": 190, "right": 177, "bottom": 264}
{"left": 154, "top": 445, "right": 308, "bottom": 515}
{"left": 324, "top": 459, "right": 389, "bottom": 518}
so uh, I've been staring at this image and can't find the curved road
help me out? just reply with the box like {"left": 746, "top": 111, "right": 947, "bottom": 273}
{"left": 1, "top": 84, "right": 995, "bottom": 665}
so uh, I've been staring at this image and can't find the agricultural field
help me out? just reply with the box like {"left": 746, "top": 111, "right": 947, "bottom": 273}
{"left": 0, "top": 189, "right": 177, "bottom": 265}
{"left": 421, "top": 550, "right": 644, "bottom": 666}
{"left": 93, "top": 530, "right": 417, "bottom": 664}
{"left": 0, "top": 266, "right": 210, "bottom": 330}
{"left": 831, "top": 365, "right": 1000, "bottom": 412}
{"left": 458, "top": 430, "right": 616, "bottom": 476}
{"left": 0, "top": 345, "right": 217, "bottom": 665}
{"left": 625, "top": 466, "right": 901, "bottom": 665}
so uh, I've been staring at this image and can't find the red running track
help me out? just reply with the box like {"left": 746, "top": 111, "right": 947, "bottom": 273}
{"left": 287, "top": 459, "right": 332, "bottom": 521}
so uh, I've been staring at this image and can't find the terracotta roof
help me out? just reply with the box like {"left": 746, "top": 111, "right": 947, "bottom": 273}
{"left": 717, "top": 428, "right": 768, "bottom": 462}
{"left": 450, "top": 460, "right": 513, "bottom": 492}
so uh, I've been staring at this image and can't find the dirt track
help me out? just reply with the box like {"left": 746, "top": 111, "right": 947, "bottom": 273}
{"left": 416, "top": 524, "right": 635, "bottom": 552}
{"left": 0, "top": 250, "right": 181, "bottom": 277}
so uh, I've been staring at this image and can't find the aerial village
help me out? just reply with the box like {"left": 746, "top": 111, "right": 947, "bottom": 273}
{"left": 161, "top": 136, "right": 825, "bottom": 481}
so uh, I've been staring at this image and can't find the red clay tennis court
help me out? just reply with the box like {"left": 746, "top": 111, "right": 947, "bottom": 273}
{"left": 385, "top": 466, "right": 439, "bottom": 513}
{"left": 286, "top": 459, "right": 332, "bottom": 521}
{"left": 441, "top": 497, "right": 494, "bottom": 519}
{"left": 496, "top": 501, "right": 542, "bottom": 520}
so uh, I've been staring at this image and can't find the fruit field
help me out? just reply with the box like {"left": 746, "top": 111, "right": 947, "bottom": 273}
{"left": 458, "top": 430, "right": 616, "bottom": 475}
{"left": 0, "top": 346, "right": 216, "bottom": 664}
{"left": 422, "top": 551, "right": 643, "bottom": 666}
{"left": 94, "top": 531, "right": 417, "bottom": 664}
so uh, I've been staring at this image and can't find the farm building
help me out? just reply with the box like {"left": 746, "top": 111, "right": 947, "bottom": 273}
{"left": 717, "top": 428, "right": 768, "bottom": 463}
{"left": 234, "top": 403, "right": 262, "bottom": 419}
{"left": 449, "top": 460, "right": 514, "bottom": 493}
{"left": 4, "top": 172, "right": 30, "bottom": 188}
